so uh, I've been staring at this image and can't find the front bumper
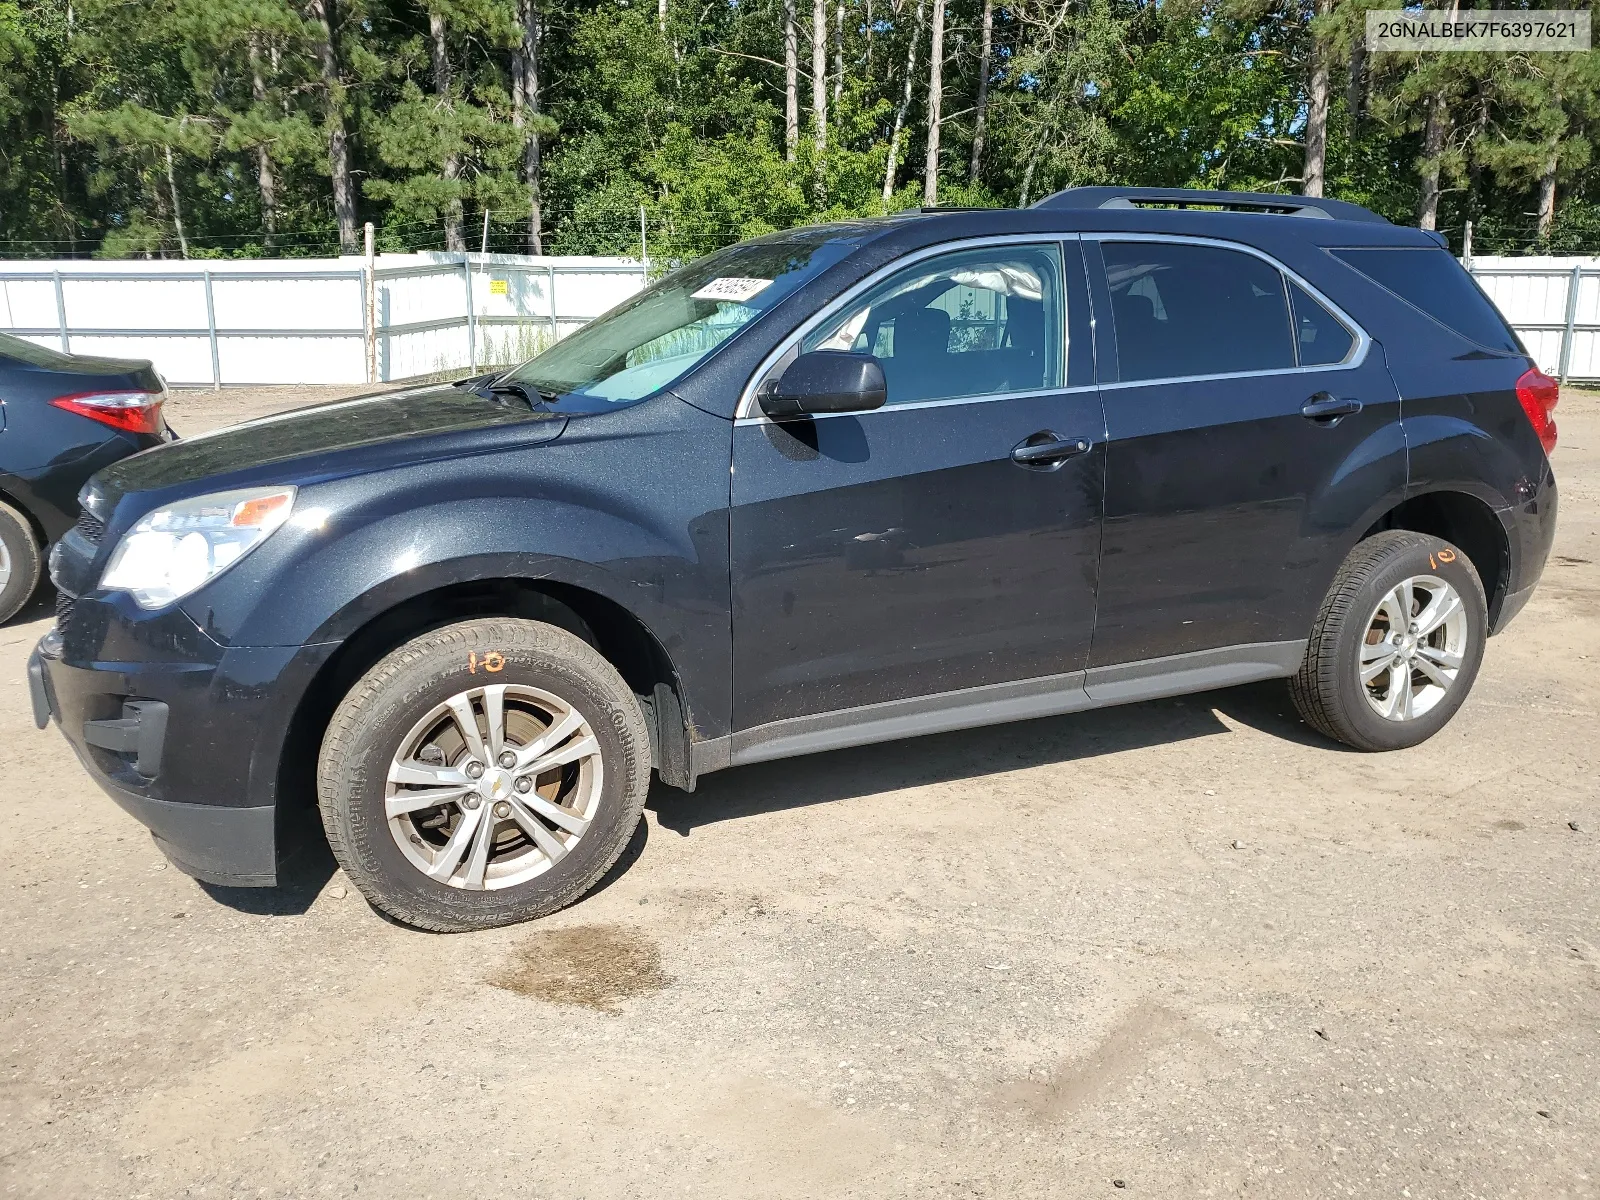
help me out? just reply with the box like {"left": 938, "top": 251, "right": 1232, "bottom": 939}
{"left": 30, "top": 621, "right": 329, "bottom": 887}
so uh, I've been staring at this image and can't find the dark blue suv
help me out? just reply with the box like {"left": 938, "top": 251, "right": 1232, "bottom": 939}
{"left": 30, "top": 187, "right": 1560, "bottom": 931}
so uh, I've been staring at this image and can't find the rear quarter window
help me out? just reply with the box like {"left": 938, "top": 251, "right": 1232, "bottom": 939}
{"left": 1332, "top": 247, "right": 1522, "bottom": 354}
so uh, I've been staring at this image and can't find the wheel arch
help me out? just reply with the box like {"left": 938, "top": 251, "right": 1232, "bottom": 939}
{"left": 0, "top": 483, "right": 47, "bottom": 548}
{"left": 1358, "top": 489, "right": 1512, "bottom": 628}
{"left": 274, "top": 577, "right": 698, "bottom": 834}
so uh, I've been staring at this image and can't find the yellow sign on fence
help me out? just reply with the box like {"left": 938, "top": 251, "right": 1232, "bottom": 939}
{"left": 489, "top": 278, "right": 509, "bottom": 295}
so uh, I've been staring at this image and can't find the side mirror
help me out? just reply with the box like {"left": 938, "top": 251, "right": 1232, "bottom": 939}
{"left": 758, "top": 351, "right": 887, "bottom": 421}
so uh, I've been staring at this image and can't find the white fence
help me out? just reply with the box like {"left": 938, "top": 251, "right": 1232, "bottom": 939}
{"left": 2, "top": 247, "right": 1593, "bottom": 387}
{"left": 0, "top": 252, "right": 646, "bottom": 387}
{"left": 1466, "top": 255, "right": 1600, "bottom": 383}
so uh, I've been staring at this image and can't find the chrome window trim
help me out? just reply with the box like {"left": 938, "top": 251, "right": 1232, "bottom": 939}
{"left": 1085, "top": 232, "right": 1371, "bottom": 387}
{"left": 734, "top": 232, "right": 1079, "bottom": 424}
{"left": 737, "top": 381, "right": 1101, "bottom": 424}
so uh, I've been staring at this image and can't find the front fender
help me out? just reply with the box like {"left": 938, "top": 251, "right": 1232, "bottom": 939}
{"left": 194, "top": 497, "right": 714, "bottom": 649}
{"left": 180, "top": 394, "right": 736, "bottom": 742}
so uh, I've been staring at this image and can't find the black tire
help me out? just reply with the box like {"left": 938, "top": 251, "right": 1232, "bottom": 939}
{"left": 1291, "top": 530, "right": 1488, "bottom": 752}
{"left": 317, "top": 617, "right": 651, "bottom": 932}
{"left": 0, "top": 500, "right": 43, "bottom": 626}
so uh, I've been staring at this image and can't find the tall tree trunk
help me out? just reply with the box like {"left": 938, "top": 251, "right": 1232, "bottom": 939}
{"left": 784, "top": 0, "right": 799, "bottom": 161}
{"left": 969, "top": 0, "right": 992, "bottom": 183}
{"left": 812, "top": 0, "right": 828, "bottom": 197}
{"left": 1415, "top": 0, "right": 1458, "bottom": 232}
{"left": 922, "top": 0, "right": 944, "bottom": 206}
{"left": 834, "top": 0, "right": 844, "bottom": 105}
{"left": 1019, "top": 132, "right": 1044, "bottom": 206}
{"left": 658, "top": 0, "right": 667, "bottom": 33}
{"left": 1417, "top": 91, "right": 1448, "bottom": 231}
{"left": 1537, "top": 142, "right": 1559, "bottom": 240}
{"left": 1465, "top": 81, "right": 1489, "bottom": 225}
{"left": 513, "top": 0, "right": 545, "bottom": 254}
{"left": 882, "top": 0, "right": 926, "bottom": 202}
{"left": 248, "top": 36, "right": 278, "bottom": 249}
{"left": 164, "top": 143, "right": 189, "bottom": 258}
{"left": 865, "top": 0, "right": 873, "bottom": 80}
{"left": 306, "top": 0, "right": 357, "bottom": 252}
{"left": 1302, "top": 0, "right": 1331, "bottom": 197}
{"left": 429, "top": 11, "right": 465, "bottom": 252}
{"left": 1345, "top": 38, "right": 1366, "bottom": 126}
{"left": 306, "top": 0, "right": 358, "bottom": 252}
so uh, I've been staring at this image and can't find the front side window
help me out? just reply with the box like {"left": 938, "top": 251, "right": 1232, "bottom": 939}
{"left": 1103, "top": 242, "right": 1296, "bottom": 382}
{"left": 504, "top": 232, "right": 860, "bottom": 405}
{"left": 802, "top": 244, "right": 1064, "bottom": 405}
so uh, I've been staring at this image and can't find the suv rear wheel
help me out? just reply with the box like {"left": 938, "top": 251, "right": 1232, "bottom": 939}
{"left": 1291, "top": 530, "right": 1488, "bottom": 751}
{"left": 0, "top": 500, "right": 42, "bottom": 626}
{"left": 317, "top": 617, "right": 651, "bottom": 932}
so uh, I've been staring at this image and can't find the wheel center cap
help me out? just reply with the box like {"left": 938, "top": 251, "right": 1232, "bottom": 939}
{"left": 480, "top": 768, "right": 514, "bottom": 801}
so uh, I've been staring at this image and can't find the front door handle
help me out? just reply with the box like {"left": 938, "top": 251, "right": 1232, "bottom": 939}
{"left": 1301, "top": 392, "right": 1363, "bottom": 422}
{"left": 1011, "top": 431, "right": 1092, "bottom": 469}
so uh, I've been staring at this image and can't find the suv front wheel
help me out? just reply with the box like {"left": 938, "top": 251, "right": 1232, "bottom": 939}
{"left": 1291, "top": 530, "right": 1488, "bottom": 752}
{"left": 317, "top": 617, "right": 651, "bottom": 931}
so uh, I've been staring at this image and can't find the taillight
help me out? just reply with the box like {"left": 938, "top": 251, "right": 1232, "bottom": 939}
{"left": 1514, "top": 367, "right": 1559, "bottom": 455}
{"left": 49, "top": 389, "right": 166, "bottom": 436}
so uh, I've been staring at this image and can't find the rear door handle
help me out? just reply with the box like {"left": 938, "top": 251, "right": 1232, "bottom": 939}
{"left": 1011, "top": 431, "right": 1092, "bottom": 469}
{"left": 1301, "top": 392, "right": 1363, "bottom": 422}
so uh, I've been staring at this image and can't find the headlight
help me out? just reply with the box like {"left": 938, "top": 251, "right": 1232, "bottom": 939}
{"left": 99, "top": 486, "right": 296, "bottom": 609}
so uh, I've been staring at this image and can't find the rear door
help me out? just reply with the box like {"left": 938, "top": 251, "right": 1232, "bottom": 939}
{"left": 1084, "top": 235, "right": 1406, "bottom": 682}
{"left": 729, "top": 237, "right": 1106, "bottom": 746}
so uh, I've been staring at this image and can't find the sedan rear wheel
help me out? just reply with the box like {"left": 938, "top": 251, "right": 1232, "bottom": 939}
{"left": 0, "top": 501, "right": 42, "bottom": 626}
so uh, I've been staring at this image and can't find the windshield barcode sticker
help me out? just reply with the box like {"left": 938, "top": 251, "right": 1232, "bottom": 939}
{"left": 691, "top": 277, "right": 773, "bottom": 303}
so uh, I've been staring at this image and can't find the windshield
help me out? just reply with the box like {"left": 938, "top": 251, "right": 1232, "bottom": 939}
{"left": 502, "top": 231, "right": 863, "bottom": 406}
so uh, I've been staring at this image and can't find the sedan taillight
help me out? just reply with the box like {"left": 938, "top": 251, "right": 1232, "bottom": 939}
{"left": 1514, "top": 367, "right": 1558, "bottom": 455}
{"left": 49, "top": 389, "right": 167, "bottom": 436}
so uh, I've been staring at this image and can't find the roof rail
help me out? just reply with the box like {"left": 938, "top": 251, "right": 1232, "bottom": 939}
{"left": 1031, "top": 186, "right": 1389, "bottom": 225}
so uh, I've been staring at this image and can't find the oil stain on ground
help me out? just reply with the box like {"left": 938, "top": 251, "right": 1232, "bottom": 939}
{"left": 489, "top": 924, "right": 671, "bottom": 1013}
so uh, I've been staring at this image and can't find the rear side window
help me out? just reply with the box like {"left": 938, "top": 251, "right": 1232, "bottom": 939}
{"left": 1102, "top": 242, "right": 1295, "bottom": 381}
{"left": 1332, "top": 247, "right": 1521, "bottom": 353}
{"left": 1289, "top": 282, "right": 1355, "bottom": 366}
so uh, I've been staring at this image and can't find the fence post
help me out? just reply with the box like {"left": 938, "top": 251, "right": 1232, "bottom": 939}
{"left": 364, "top": 222, "right": 377, "bottom": 384}
{"left": 202, "top": 268, "right": 221, "bottom": 390}
{"left": 463, "top": 253, "right": 477, "bottom": 372}
{"left": 52, "top": 270, "right": 69, "bottom": 353}
{"left": 1559, "top": 263, "right": 1581, "bottom": 384}
{"left": 547, "top": 262, "right": 558, "bottom": 345}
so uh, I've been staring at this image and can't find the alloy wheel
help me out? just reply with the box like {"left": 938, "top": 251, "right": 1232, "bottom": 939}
{"left": 384, "top": 684, "right": 604, "bottom": 890}
{"left": 1358, "top": 573, "right": 1469, "bottom": 723}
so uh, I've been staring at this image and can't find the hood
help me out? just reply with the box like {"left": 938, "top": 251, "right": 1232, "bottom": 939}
{"left": 93, "top": 382, "right": 568, "bottom": 508}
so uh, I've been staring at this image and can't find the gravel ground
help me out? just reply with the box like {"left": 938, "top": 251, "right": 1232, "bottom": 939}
{"left": 1, "top": 385, "right": 1597, "bottom": 1199}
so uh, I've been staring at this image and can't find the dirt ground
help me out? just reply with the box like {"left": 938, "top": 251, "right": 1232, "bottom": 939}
{"left": 1, "top": 384, "right": 1597, "bottom": 1199}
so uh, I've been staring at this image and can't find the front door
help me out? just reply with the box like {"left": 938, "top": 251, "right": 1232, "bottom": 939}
{"left": 729, "top": 239, "right": 1106, "bottom": 744}
{"left": 1085, "top": 236, "right": 1406, "bottom": 675}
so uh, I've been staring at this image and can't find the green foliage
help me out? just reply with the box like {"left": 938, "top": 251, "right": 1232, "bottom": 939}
{"left": 3, "top": 0, "right": 1599, "bottom": 258}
